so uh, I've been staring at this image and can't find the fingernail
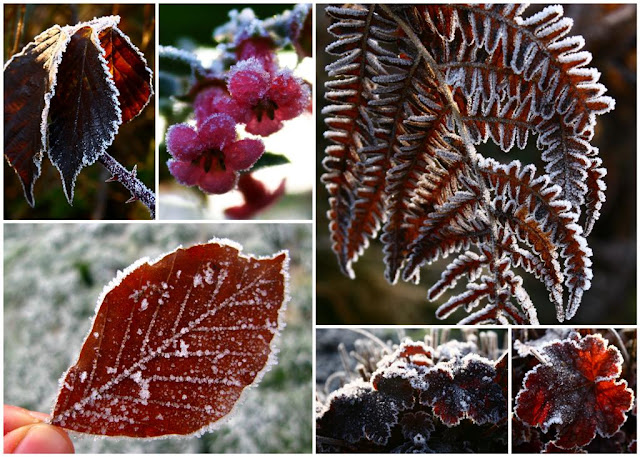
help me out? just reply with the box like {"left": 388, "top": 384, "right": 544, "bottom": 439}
{"left": 13, "top": 424, "right": 74, "bottom": 454}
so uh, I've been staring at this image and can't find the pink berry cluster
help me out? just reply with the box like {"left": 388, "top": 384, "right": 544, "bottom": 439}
{"left": 166, "top": 26, "right": 310, "bottom": 197}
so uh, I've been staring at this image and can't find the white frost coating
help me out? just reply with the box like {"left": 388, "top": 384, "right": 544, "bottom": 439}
{"left": 140, "top": 298, "right": 149, "bottom": 311}
{"left": 158, "top": 45, "right": 204, "bottom": 72}
{"left": 49, "top": 238, "right": 290, "bottom": 439}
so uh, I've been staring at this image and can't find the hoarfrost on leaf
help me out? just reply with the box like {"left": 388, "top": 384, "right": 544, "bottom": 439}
{"left": 514, "top": 333, "right": 633, "bottom": 449}
{"left": 49, "top": 239, "right": 290, "bottom": 438}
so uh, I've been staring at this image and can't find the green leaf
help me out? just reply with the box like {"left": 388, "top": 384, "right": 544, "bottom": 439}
{"left": 158, "top": 46, "right": 200, "bottom": 77}
{"left": 252, "top": 152, "right": 290, "bottom": 171}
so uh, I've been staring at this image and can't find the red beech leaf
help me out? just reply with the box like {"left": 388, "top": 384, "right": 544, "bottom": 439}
{"left": 3, "top": 25, "right": 70, "bottom": 206}
{"left": 49, "top": 239, "right": 289, "bottom": 437}
{"left": 514, "top": 334, "right": 634, "bottom": 449}
{"left": 99, "top": 26, "right": 153, "bottom": 123}
{"left": 48, "top": 25, "right": 121, "bottom": 203}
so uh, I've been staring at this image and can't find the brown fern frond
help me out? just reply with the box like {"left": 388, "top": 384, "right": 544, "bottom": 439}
{"left": 428, "top": 251, "right": 488, "bottom": 300}
{"left": 379, "top": 66, "right": 451, "bottom": 284}
{"left": 583, "top": 156, "right": 606, "bottom": 237}
{"left": 322, "top": 4, "right": 614, "bottom": 324}
{"left": 322, "top": 5, "right": 387, "bottom": 277}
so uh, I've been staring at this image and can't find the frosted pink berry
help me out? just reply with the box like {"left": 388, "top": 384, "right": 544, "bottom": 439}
{"left": 198, "top": 168, "right": 238, "bottom": 195}
{"left": 166, "top": 124, "right": 200, "bottom": 162}
{"left": 193, "top": 86, "right": 250, "bottom": 125}
{"left": 225, "top": 139, "right": 265, "bottom": 171}
{"left": 227, "top": 62, "right": 310, "bottom": 137}
{"left": 227, "top": 58, "right": 270, "bottom": 106}
{"left": 167, "top": 160, "right": 201, "bottom": 187}
{"left": 236, "top": 37, "right": 279, "bottom": 75}
{"left": 166, "top": 113, "right": 264, "bottom": 195}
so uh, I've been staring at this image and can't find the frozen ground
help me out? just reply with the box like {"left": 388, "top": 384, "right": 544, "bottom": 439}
{"left": 4, "top": 223, "right": 312, "bottom": 453}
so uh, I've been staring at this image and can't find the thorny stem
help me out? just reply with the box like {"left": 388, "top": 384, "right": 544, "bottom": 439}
{"left": 98, "top": 153, "right": 156, "bottom": 219}
{"left": 381, "top": 5, "right": 538, "bottom": 324}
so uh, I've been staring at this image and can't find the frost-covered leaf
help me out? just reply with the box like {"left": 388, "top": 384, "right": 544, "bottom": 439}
{"left": 514, "top": 333, "right": 634, "bottom": 449}
{"left": 48, "top": 25, "right": 121, "bottom": 203}
{"left": 417, "top": 354, "right": 507, "bottom": 426}
{"left": 392, "top": 411, "right": 435, "bottom": 453}
{"left": 4, "top": 25, "right": 70, "bottom": 206}
{"left": 50, "top": 239, "right": 289, "bottom": 438}
{"left": 99, "top": 26, "right": 153, "bottom": 123}
{"left": 316, "top": 380, "right": 400, "bottom": 446}
{"left": 4, "top": 15, "right": 153, "bottom": 207}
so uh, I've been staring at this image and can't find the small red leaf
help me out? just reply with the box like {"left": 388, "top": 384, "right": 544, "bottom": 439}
{"left": 48, "top": 25, "right": 121, "bottom": 203}
{"left": 4, "top": 25, "right": 69, "bottom": 206}
{"left": 514, "top": 334, "right": 634, "bottom": 449}
{"left": 50, "top": 239, "right": 289, "bottom": 437}
{"left": 99, "top": 26, "right": 153, "bottom": 123}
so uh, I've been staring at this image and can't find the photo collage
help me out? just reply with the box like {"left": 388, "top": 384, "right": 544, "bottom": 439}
{"left": 2, "top": 3, "right": 637, "bottom": 454}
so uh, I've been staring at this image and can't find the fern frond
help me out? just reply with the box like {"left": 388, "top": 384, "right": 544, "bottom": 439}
{"left": 322, "top": 4, "right": 614, "bottom": 323}
{"left": 583, "top": 155, "right": 606, "bottom": 236}
{"left": 322, "top": 5, "right": 386, "bottom": 278}
{"left": 428, "top": 251, "right": 487, "bottom": 301}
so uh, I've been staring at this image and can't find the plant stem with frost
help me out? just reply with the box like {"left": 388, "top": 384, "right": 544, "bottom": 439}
{"left": 98, "top": 152, "right": 155, "bottom": 218}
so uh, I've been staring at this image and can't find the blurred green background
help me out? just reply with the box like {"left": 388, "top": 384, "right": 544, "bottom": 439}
{"left": 316, "top": 4, "right": 637, "bottom": 325}
{"left": 4, "top": 4, "right": 155, "bottom": 220}
{"left": 159, "top": 4, "right": 294, "bottom": 47}
{"left": 4, "top": 223, "right": 312, "bottom": 453}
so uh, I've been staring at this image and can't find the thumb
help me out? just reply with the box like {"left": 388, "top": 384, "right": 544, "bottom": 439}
{"left": 4, "top": 424, "right": 75, "bottom": 454}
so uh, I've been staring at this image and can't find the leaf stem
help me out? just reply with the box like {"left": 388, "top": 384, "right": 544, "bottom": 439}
{"left": 98, "top": 153, "right": 156, "bottom": 218}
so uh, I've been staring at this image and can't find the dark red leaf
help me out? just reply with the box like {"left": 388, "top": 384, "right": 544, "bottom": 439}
{"left": 48, "top": 25, "right": 121, "bottom": 203}
{"left": 50, "top": 239, "right": 289, "bottom": 437}
{"left": 4, "top": 25, "right": 69, "bottom": 206}
{"left": 99, "top": 26, "right": 153, "bottom": 123}
{"left": 418, "top": 354, "right": 507, "bottom": 426}
{"left": 316, "top": 380, "right": 400, "bottom": 446}
{"left": 514, "top": 334, "right": 633, "bottom": 449}
{"left": 513, "top": 416, "right": 544, "bottom": 453}
{"left": 494, "top": 351, "right": 508, "bottom": 401}
{"left": 400, "top": 410, "right": 434, "bottom": 441}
